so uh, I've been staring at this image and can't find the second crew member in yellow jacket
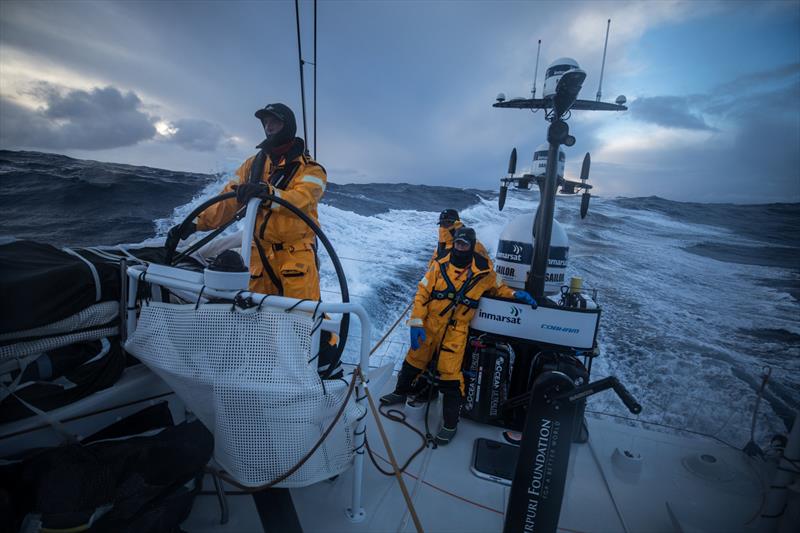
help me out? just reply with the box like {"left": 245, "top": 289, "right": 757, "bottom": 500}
{"left": 168, "top": 103, "right": 326, "bottom": 300}
{"left": 382, "top": 227, "right": 537, "bottom": 445}
{"left": 429, "top": 209, "right": 490, "bottom": 267}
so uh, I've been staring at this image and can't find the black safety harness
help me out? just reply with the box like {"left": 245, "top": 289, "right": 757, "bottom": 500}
{"left": 248, "top": 140, "right": 306, "bottom": 296}
{"left": 429, "top": 259, "right": 488, "bottom": 317}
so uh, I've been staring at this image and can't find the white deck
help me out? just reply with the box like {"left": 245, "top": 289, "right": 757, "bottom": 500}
{"left": 184, "top": 370, "right": 764, "bottom": 533}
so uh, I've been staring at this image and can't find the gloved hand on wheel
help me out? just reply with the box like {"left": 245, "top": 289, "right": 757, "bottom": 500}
{"left": 410, "top": 326, "right": 427, "bottom": 350}
{"left": 234, "top": 182, "right": 273, "bottom": 205}
{"left": 166, "top": 222, "right": 197, "bottom": 250}
{"left": 514, "top": 290, "right": 537, "bottom": 308}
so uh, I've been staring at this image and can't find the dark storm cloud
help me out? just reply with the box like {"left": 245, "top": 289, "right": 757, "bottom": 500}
{"left": 0, "top": 82, "right": 233, "bottom": 152}
{"left": 715, "top": 62, "right": 800, "bottom": 96}
{"left": 0, "top": 84, "right": 156, "bottom": 150}
{"left": 167, "top": 118, "right": 230, "bottom": 152}
{"left": 631, "top": 96, "right": 716, "bottom": 131}
{"left": 589, "top": 63, "right": 800, "bottom": 201}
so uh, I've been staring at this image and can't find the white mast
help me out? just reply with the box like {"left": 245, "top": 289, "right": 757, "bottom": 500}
{"left": 596, "top": 19, "right": 611, "bottom": 102}
{"left": 532, "top": 39, "right": 542, "bottom": 98}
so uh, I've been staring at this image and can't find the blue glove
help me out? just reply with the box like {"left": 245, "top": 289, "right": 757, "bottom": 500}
{"left": 514, "top": 290, "right": 537, "bottom": 308}
{"left": 410, "top": 327, "right": 427, "bottom": 350}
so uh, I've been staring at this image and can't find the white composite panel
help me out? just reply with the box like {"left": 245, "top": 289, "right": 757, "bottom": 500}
{"left": 470, "top": 296, "right": 599, "bottom": 349}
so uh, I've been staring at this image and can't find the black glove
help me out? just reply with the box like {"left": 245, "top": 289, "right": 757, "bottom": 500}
{"left": 235, "top": 182, "right": 272, "bottom": 205}
{"left": 166, "top": 222, "right": 196, "bottom": 249}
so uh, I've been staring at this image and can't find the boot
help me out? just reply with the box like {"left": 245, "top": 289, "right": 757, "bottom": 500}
{"left": 381, "top": 361, "right": 424, "bottom": 405}
{"left": 380, "top": 391, "right": 407, "bottom": 405}
{"left": 439, "top": 379, "right": 463, "bottom": 428}
{"left": 435, "top": 425, "right": 457, "bottom": 445}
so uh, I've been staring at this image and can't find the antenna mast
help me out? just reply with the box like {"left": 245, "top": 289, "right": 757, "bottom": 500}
{"left": 295, "top": 0, "right": 309, "bottom": 150}
{"left": 596, "top": 18, "right": 611, "bottom": 102}
{"left": 313, "top": 0, "right": 317, "bottom": 158}
{"left": 531, "top": 39, "right": 542, "bottom": 98}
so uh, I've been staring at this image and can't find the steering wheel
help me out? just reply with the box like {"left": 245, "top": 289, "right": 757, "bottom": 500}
{"left": 162, "top": 190, "right": 351, "bottom": 378}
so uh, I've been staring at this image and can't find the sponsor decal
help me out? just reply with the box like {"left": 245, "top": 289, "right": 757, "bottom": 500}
{"left": 541, "top": 323, "right": 579, "bottom": 334}
{"left": 496, "top": 265, "right": 516, "bottom": 277}
{"left": 490, "top": 356, "right": 504, "bottom": 417}
{"left": 497, "top": 240, "right": 533, "bottom": 263}
{"left": 478, "top": 309, "right": 521, "bottom": 325}
{"left": 498, "top": 242, "right": 569, "bottom": 270}
{"left": 545, "top": 272, "right": 565, "bottom": 283}
{"left": 524, "top": 419, "right": 563, "bottom": 532}
{"left": 510, "top": 306, "right": 521, "bottom": 317}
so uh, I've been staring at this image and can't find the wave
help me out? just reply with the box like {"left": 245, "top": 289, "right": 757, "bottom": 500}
{"left": 2, "top": 149, "right": 799, "bottom": 444}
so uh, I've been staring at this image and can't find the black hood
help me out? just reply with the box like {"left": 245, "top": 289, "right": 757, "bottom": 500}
{"left": 450, "top": 226, "right": 476, "bottom": 268}
{"left": 254, "top": 103, "right": 297, "bottom": 148}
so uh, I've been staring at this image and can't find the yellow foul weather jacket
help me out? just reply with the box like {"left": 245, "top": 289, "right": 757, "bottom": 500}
{"left": 406, "top": 252, "right": 515, "bottom": 391}
{"left": 429, "top": 220, "right": 491, "bottom": 268}
{"left": 197, "top": 139, "right": 326, "bottom": 299}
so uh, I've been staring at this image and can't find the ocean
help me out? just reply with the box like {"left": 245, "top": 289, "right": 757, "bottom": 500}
{"left": 1, "top": 149, "right": 798, "bottom": 447}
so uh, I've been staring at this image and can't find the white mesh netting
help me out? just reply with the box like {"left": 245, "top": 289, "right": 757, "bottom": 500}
{"left": 125, "top": 302, "right": 364, "bottom": 488}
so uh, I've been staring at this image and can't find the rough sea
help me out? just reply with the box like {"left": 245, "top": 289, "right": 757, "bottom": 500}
{"left": 1, "top": 149, "right": 798, "bottom": 447}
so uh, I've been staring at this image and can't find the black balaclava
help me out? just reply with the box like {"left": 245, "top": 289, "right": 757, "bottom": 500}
{"left": 450, "top": 227, "right": 476, "bottom": 268}
{"left": 254, "top": 103, "right": 297, "bottom": 151}
{"left": 438, "top": 208, "right": 459, "bottom": 228}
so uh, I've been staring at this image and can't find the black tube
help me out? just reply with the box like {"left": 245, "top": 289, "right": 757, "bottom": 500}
{"left": 161, "top": 191, "right": 350, "bottom": 378}
{"left": 527, "top": 136, "right": 561, "bottom": 298}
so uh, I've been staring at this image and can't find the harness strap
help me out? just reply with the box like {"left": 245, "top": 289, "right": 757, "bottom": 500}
{"left": 253, "top": 238, "right": 284, "bottom": 296}
{"left": 248, "top": 150, "right": 268, "bottom": 184}
{"left": 437, "top": 269, "right": 483, "bottom": 316}
{"left": 427, "top": 262, "right": 487, "bottom": 316}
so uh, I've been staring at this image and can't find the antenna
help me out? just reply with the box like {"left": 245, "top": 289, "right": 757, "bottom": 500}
{"left": 596, "top": 19, "right": 611, "bottom": 102}
{"left": 313, "top": 0, "right": 317, "bottom": 158}
{"left": 295, "top": 0, "right": 309, "bottom": 148}
{"left": 531, "top": 39, "right": 542, "bottom": 98}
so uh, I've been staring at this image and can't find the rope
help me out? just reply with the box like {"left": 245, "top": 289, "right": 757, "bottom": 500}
{"left": 365, "top": 405, "right": 427, "bottom": 475}
{"left": 205, "top": 368, "right": 357, "bottom": 491}
{"left": 361, "top": 369, "right": 424, "bottom": 533}
{"left": 370, "top": 301, "right": 413, "bottom": 356}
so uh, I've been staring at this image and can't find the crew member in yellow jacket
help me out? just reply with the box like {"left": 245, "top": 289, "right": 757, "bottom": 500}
{"left": 429, "top": 209, "right": 491, "bottom": 267}
{"left": 167, "top": 103, "right": 326, "bottom": 300}
{"left": 382, "top": 227, "right": 537, "bottom": 445}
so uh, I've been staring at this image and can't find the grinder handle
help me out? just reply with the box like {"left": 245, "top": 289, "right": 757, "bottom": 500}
{"left": 612, "top": 378, "right": 642, "bottom": 414}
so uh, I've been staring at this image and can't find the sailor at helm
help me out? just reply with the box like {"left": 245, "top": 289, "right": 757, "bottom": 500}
{"left": 429, "top": 209, "right": 491, "bottom": 267}
{"left": 382, "top": 227, "right": 536, "bottom": 445}
{"left": 167, "top": 103, "right": 327, "bottom": 301}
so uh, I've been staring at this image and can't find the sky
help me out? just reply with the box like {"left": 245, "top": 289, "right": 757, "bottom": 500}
{"left": 0, "top": 0, "right": 798, "bottom": 203}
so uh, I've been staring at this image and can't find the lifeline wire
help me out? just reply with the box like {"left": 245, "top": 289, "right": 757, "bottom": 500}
{"left": 370, "top": 300, "right": 413, "bottom": 356}
{"left": 361, "top": 369, "right": 424, "bottom": 533}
